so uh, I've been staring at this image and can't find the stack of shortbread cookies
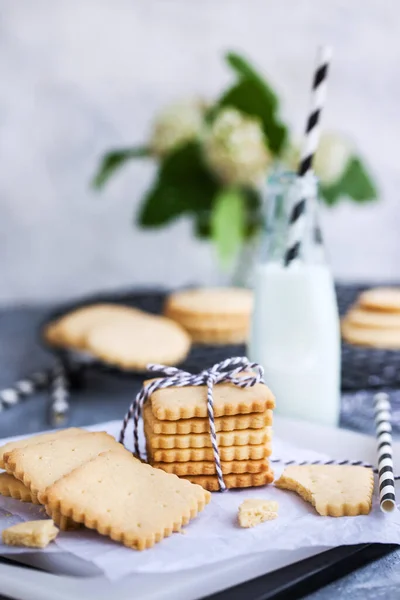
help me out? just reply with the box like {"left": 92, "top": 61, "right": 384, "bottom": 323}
{"left": 0, "top": 428, "right": 210, "bottom": 549}
{"left": 144, "top": 378, "right": 275, "bottom": 491}
{"left": 165, "top": 288, "right": 253, "bottom": 345}
{"left": 342, "top": 287, "right": 400, "bottom": 349}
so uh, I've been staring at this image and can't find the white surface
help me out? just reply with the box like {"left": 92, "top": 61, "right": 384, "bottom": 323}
{"left": 0, "top": 547, "right": 328, "bottom": 600}
{"left": 1, "top": 0, "right": 400, "bottom": 304}
{"left": 250, "top": 263, "right": 341, "bottom": 426}
{"left": 0, "top": 417, "right": 399, "bottom": 599}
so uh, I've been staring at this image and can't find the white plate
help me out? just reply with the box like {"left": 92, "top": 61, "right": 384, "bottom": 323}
{"left": 0, "top": 417, "right": 389, "bottom": 600}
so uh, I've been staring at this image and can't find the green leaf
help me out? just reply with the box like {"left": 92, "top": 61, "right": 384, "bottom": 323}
{"left": 217, "top": 79, "right": 288, "bottom": 155}
{"left": 138, "top": 142, "right": 219, "bottom": 227}
{"left": 321, "top": 156, "right": 378, "bottom": 206}
{"left": 211, "top": 188, "right": 246, "bottom": 265}
{"left": 193, "top": 210, "right": 212, "bottom": 239}
{"left": 225, "top": 52, "right": 279, "bottom": 111}
{"left": 92, "top": 147, "right": 149, "bottom": 190}
{"left": 340, "top": 157, "right": 378, "bottom": 201}
{"left": 138, "top": 183, "right": 188, "bottom": 226}
{"left": 320, "top": 184, "right": 340, "bottom": 207}
{"left": 193, "top": 188, "right": 262, "bottom": 241}
{"left": 243, "top": 188, "right": 263, "bottom": 238}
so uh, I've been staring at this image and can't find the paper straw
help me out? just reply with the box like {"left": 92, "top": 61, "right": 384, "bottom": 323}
{"left": 374, "top": 392, "right": 396, "bottom": 513}
{"left": 48, "top": 362, "right": 70, "bottom": 426}
{"left": 284, "top": 45, "right": 332, "bottom": 266}
{"left": 0, "top": 370, "right": 51, "bottom": 410}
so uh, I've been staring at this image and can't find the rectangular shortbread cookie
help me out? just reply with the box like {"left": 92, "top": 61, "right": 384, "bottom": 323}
{"left": 144, "top": 403, "right": 272, "bottom": 434}
{"left": 146, "top": 427, "right": 271, "bottom": 450}
{"left": 182, "top": 470, "right": 275, "bottom": 491}
{"left": 148, "top": 379, "right": 275, "bottom": 420}
{"left": 151, "top": 457, "right": 271, "bottom": 476}
{"left": 4, "top": 431, "right": 129, "bottom": 505}
{"left": 0, "top": 428, "right": 85, "bottom": 468}
{"left": 46, "top": 450, "right": 211, "bottom": 550}
{"left": 0, "top": 472, "right": 40, "bottom": 504}
{"left": 146, "top": 442, "right": 272, "bottom": 463}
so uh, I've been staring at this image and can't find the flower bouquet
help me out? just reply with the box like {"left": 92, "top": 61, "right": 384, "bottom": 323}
{"left": 93, "top": 52, "right": 377, "bottom": 268}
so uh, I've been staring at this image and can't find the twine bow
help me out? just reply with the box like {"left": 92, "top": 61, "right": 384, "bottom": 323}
{"left": 119, "top": 356, "right": 265, "bottom": 492}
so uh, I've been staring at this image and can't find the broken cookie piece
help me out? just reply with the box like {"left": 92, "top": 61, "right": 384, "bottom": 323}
{"left": 238, "top": 498, "right": 278, "bottom": 528}
{"left": 275, "top": 465, "right": 374, "bottom": 517}
{"left": 2, "top": 520, "right": 59, "bottom": 548}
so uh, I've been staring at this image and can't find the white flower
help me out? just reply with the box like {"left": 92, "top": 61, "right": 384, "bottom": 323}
{"left": 150, "top": 99, "right": 206, "bottom": 157}
{"left": 281, "top": 132, "right": 353, "bottom": 186}
{"left": 313, "top": 132, "right": 353, "bottom": 186}
{"left": 203, "top": 108, "right": 271, "bottom": 188}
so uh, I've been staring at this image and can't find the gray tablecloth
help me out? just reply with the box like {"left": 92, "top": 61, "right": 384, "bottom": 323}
{"left": 0, "top": 304, "right": 399, "bottom": 599}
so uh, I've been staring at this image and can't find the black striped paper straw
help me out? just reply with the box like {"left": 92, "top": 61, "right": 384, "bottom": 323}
{"left": 374, "top": 392, "right": 396, "bottom": 513}
{"left": 48, "top": 362, "right": 70, "bottom": 426}
{"left": 0, "top": 370, "right": 51, "bottom": 410}
{"left": 284, "top": 45, "right": 332, "bottom": 266}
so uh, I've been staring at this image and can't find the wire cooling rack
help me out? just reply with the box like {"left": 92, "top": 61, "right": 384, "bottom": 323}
{"left": 2, "top": 283, "right": 400, "bottom": 422}
{"left": 37, "top": 283, "right": 400, "bottom": 392}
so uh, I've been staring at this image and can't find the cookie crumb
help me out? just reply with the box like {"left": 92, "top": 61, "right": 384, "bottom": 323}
{"left": 238, "top": 499, "right": 278, "bottom": 528}
{"left": 2, "top": 520, "right": 58, "bottom": 548}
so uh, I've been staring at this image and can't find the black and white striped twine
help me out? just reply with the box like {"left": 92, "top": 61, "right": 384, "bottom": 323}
{"left": 270, "top": 457, "right": 400, "bottom": 480}
{"left": 284, "top": 45, "right": 332, "bottom": 266}
{"left": 119, "top": 356, "right": 265, "bottom": 492}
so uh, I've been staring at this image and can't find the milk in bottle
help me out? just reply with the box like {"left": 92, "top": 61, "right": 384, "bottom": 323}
{"left": 248, "top": 172, "right": 340, "bottom": 426}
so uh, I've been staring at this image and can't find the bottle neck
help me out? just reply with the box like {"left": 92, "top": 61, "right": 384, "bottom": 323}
{"left": 258, "top": 170, "right": 326, "bottom": 266}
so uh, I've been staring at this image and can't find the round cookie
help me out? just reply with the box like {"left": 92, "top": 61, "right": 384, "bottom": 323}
{"left": 341, "top": 319, "right": 400, "bottom": 349}
{"left": 165, "top": 313, "right": 250, "bottom": 332}
{"left": 44, "top": 304, "right": 142, "bottom": 350}
{"left": 186, "top": 324, "right": 250, "bottom": 345}
{"left": 358, "top": 287, "right": 400, "bottom": 313}
{"left": 345, "top": 306, "right": 400, "bottom": 329}
{"left": 165, "top": 288, "right": 253, "bottom": 318}
{"left": 45, "top": 321, "right": 63, "bottom": 347}
{"left": 164, "top": 288, "right": 253, "bottom": 345}
{"left": 86, "top": 313, "right": 191, "bottom": 370}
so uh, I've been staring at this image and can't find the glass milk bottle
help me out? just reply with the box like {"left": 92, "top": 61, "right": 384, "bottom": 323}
{"left": 248, "top": 171, "right": 341, "bottom": 426}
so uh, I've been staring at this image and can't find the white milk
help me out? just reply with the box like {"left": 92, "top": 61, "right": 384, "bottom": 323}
{"left": 249, "top": 262, "right": 340, "bottom": 426}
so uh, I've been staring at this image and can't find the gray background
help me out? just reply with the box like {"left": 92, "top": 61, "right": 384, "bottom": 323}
{"left": 1, "top": 0, "right": 399, "bottom": 305}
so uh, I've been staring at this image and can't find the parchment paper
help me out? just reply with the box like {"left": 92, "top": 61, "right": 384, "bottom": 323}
{"left": 0, "top": 421, "right": 399, "bottom": 581}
